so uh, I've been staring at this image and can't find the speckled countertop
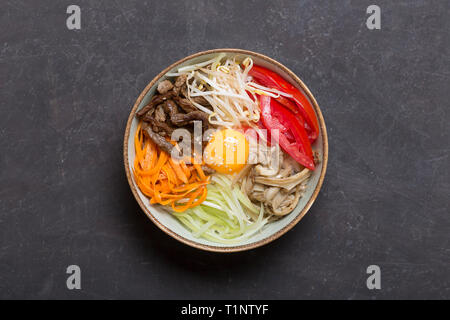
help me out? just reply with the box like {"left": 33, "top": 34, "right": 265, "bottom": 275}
{"left": 0, "top": 0, "right": 449, "bottom": 299}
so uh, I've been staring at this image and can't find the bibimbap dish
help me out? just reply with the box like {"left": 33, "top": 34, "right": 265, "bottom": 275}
{"left": 124, "top": 49, "right": 328, "bottom": 252}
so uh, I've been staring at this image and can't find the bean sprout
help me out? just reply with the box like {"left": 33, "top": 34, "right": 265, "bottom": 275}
{"left": 167, "top": 54, "right": 297, "bottom": 128}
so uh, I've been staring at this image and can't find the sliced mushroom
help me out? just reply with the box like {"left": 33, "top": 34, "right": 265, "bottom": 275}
{"left": 255, "top": 164, "right": 279, "bottom": 177}
{"left": 272, "top": 191, "right": 289, "bottom": 213}
{"left": 255, "top": 144, "right": 282, "bottom": 174}
{"left": 231, "top": 164, "right": 253, "bottom": 187}
{"left": 243, "top": 175, "right": 254, "bottom": 196}
{"left": 264, "top": 187, "right": 280, "bottom": 202}
{"left": 254, "top": 168, "right": 311, "bottom": 191}
{"left": 271, "top": 185, "right": 303, "bottom": 216}
{"left": 253, "top": 183, "right": 265, "bottom": 192}
{"left": 251, "top": 192, "right": 266, "bottom": 203}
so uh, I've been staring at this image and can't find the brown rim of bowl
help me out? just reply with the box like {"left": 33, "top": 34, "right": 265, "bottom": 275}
{"left": 123, "top": 48, "right": 328, "bottom": 253}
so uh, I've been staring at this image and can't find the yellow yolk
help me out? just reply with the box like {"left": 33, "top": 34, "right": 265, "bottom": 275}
{"left": 204, "top": 129, "right": 249, "bottom": 174}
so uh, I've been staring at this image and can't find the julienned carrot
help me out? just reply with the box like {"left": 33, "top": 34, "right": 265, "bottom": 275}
{"left": 133, "top": 122, "right": 211, "bottom": 212}
{"left": 142, "top": 142, "right": 156, "bottom": 170}
{"left": 193, "top": 164, "right": 207, "bottom": 181}
{"left": 179, "top": 161, "right": 191, "bottom": 179}
{"left": 172, "top": 181, "right": 209, "bottom": 192}
{"left": 171, "top": 186, "right": 208, "bottom": 213}
{"left": 169, "top": 158, "right": 188, "bottom": 184}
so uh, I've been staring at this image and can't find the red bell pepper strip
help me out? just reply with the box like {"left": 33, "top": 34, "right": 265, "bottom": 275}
{"left": 259, "top": 95, "right": 315, "bottom": 170}
{"left": 249, "top": 65, "right": 319, "bottom": 142}
{"left": 271, "top": 94, "right": 315, "bottom": 141}
{"left": 275, "top": 95, "right": 298, "bottom": 114}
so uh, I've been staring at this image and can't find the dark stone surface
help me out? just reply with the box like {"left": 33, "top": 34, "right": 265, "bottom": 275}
{"left": 0, "top": 0, "right": 449, "bottom": 299}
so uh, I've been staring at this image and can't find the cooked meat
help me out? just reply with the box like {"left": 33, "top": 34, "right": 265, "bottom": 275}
{"left": 141, "top": 108, "right": 155, "bottom": 120}
{"left": 152, "top": 91, "right": 175, "bottom": 106}
{"left": 173, "top": 96, "right": 196, "bottom": 113}
{"left": 141, "top": 110, "right": 154, "bottom": 122}
{"left": 170, "top": 111, "right": 209, "bottom": 127}
{"left": 180, "top": 85, "right": 188, "bottom": 98}
{"left": 172, "top": 86, "right": 181, "bottom": 96}
{"left": 143, "top": 124, "right": 174, "bottom": 154}
{"left": 144, "top": 118, "right": 175, "bottom": 136}
{"left": 173, "top": 75, "right": 187, "bottom": 97}
{"left": 136, "top": 91, "right": 175, "bottom": 117}
{"left": 163, "top": 99, "right": 209, "bottom": 130}
{"left": 174, "top": 74, "right": 187, "bottom": 87}
{"left": 137, "top": 75, "right": 214, "bottom": 160}
{"left": 136, "top": 104, "right": 153, "bottom": 118}
{"left": 154, "top": 105, "right": 166, "bottom": 122}
{"left": 157, "top": 80, "right": 173, "bottom": 94}
{"left": 162, "top": 99, "right": 180, "bottom": 122}
{"left": 191, "top": 95, "right": 210, "bottom": 106}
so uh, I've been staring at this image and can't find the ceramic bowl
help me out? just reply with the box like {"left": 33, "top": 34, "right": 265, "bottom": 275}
{"left": 123, "top": 49, "right": 328, "bottom": 252}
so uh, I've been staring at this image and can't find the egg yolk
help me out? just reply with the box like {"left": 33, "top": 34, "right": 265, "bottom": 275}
{"left": 204, "top": 129, "right": 249, "bottom": 174}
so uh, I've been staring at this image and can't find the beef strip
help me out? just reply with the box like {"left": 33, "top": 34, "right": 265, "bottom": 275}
{"left": 142, "top": 108, "right": 155, "bottom": 119}
{"left": 173, "top": 74, "right": 211, "bottom": 107}
{"left": 173, "top": 75, "right": 187, "bottom": 96}
{"left": 136, "top": 104, "right": 153, "bottom": 118}
{"left": 143, "top": 124, "right": 174, "bottom": 154}
{"left": 136, "top": 91, "right": 175, "bottom": 117}
{"left": 174, "top": 74, "right": 187, "bottom": 87}
{"left": 191, "top": 95, "right": 210, "bottom": 107}
{"left": 173, "top": 96, "right": 196, "bottom": 113}
{"left": 170, "top": 110, "right": 209, "bottom": 128}
{"left": 137, "top": 75, "right": 214, "bottom": 160}
{"left": 157, "top": 80, "right": 173, "bottom": 94}
{"left": 171, "top": 111, "right": 208, "bottom": 130}
{"left": 162, "top": 99, "right": 209, "bottom": 129}
{"left": 154, "top": 104, "right": 166, "bottom": 122}
{"left": 144, "top": 118, "right": 175, "bottom": 136}
{"left": 180, "top": 85, "right": 189, "bottom": 98}
{"left": 162, "top": 99, "right": 180, "bottom": 122}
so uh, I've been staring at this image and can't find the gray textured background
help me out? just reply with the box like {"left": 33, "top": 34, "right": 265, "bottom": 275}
{"left": 1, "top": 0, "right": 449, "bottom": 299}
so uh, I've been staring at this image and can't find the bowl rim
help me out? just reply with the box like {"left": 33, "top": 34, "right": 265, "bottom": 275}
{"left": 123, "top": 48, "right": 328, "bottom": 253}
